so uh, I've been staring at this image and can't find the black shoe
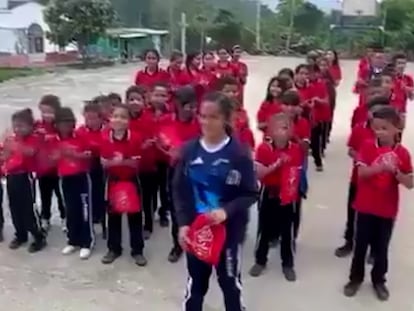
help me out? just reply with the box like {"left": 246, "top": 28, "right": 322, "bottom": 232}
{"left": 343, "top": 281, "right": 361, "bottom": 297}
{"left": 159, "top": 217, "right": 169, "bottom": 228}
{"left": 373, "top": 283, "right": 389, "bottom": 301}
{"left": 249, "top": 264, "right": 265, "bottom": 277}
{"left": 28, "top": 239, "right": 46, "bottom": 253}
{"left": 168, "top": 246, "right": 183, "bottom": 263}
{"left": 101, "top": 251, "right": 121, "bottom": 264}
{"left": 0, "top": 228, "right": 3, "bottom": 243}
{"left": 282, "top": 267, "right": 297, "bottom": 282}
{"left": 335, "top": 242, "right": 353, "bottom": 258}
{"left": 9, "top": 238, "right": 26, "bottom": 250}
{"left": 316, "top": 166, "right": 324, "bottom": 172}
{"left": 133, "top": 254, "right": 148, "bottom": 267}
{"left": 143, "top": 230, "right": 152, "bottom": 241}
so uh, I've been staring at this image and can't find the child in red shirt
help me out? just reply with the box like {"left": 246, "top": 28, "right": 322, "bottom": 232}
{"left": 35, "top": 94, "right": 65, "bottom": 231}
{"left": 344, "top": 106, "right": 413, "bottom": 301}
{"left": 76, "top": 102, "right": 106, "bottom": 237}
{"left": 216, "top": 47, "right": 239, "bottom": 79}
{"left": 167, "top": 50, "right": 187, "bottom": 92}
{"left": 318, "top": 57, "right": 336, "bottom": 144}
{"left": 100, "top": 104, "right": 147, "bottom": 267}
{"left": 164, "top": 85, "right": 200, "bottom": 263}
{"left": 1, "top": 108, "right": 46, "bottom": 252}
{"left": 53, "top": 107, "right": 94, "bottom": 260}
{"left": 257, "top": 76, "right": 289, "bottom": 133}
{"left": 134, "top": 49, "right": 169, "bottom": 91}
{"left": 326, "top": 49, "right": 342, "bottom": 87}
{"left": 125, "top": 85, "right": 158, "bottom": 239}
{"left": 250, "top": 112, "right": 302, "bottom": 282}
{"left": 231, "top": 45, "right": 248, "bottom": 106}
{"left": 217, "top": 76, "right": 255, "bottom": 150}
{"left": 392, "top": 53, "right": 414, "bottom": 115}
{"left": 280, "top": 90, "right": 311, "bottom": 239}
{"left": 335, "top": 96, "right": 389, "bottom": 258}
{"left": 294, "top": 64, "right": 313, "bottom": 119}
{"left": 148, "top": 82, "right": 175, "bottom": 227}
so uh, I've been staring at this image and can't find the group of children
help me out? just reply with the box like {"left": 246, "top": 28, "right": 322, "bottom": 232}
{"left": 0, "top": 44, "right": 412, "bottom": 304}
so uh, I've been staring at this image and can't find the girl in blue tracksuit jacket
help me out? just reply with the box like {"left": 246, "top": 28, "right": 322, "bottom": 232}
{"left": 173, "top": 91, "right": 258, "bottom": 311}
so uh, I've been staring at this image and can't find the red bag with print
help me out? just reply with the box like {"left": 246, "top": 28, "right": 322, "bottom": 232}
{"left": 187, "top": 214, "right": 226, "bottom": 266}
{"left": 280, "top": 165, "right": 300, "bottom": 205}
{"left": 108, "top": 181, "right": 141, "bottom": 214}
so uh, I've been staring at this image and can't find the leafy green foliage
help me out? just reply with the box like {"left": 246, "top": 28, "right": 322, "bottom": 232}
{"left": 44, "top": 0, "right": 116, "bottom": 56}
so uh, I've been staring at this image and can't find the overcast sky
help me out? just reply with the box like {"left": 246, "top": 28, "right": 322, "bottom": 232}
{"left": 262, "top": 0, "right": 341, "bottom": 11}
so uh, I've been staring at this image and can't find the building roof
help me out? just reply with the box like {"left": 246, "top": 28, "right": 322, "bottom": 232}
{"left": 107, "top": 27, "right": 169, "bottom": 38}
{"left": 8, "top": 0, "right": 33, "bottom": 9}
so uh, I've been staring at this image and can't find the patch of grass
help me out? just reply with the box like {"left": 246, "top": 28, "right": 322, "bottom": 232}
{"left": 0, "top": 67, "right": 44, "bottom": 83}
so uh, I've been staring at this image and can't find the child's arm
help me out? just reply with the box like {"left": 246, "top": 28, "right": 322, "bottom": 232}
{"left": 395, "top": 170, "right": 413, "bottom": 189}
{"left": 255, "top": 160, "right": 282, "bottom": 179}
{"left": 357, "top": 163, "right": 385, "bottom": 178}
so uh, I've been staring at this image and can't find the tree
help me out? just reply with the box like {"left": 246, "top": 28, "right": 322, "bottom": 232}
{"left": 208, "top": 9, "right": 243, "bottom": 48}
{"left": 44, "top": 0, "right": 116, "bottom": 61}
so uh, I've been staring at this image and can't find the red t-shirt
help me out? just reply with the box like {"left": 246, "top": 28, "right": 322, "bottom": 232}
{"left": 75, "top": 125, "right": 103, "bottom": 158}
{"left": 310, "top": 79, "right": 331, "bottom": 123}
{"left": 256, "top": 100, "right": 282, "bottom": 131}
{"left": 392, "top": 74, "right": 414, "bottom": 113}
{"left": 329, "top": 64, "right": 342, "bottom": 85}
{"left": 256, "top": 142, "right": 302, "bottom": 186}
{"left": 54, "top": 134, "right": 91, "bottom": 177}
{"left": 34, "top": 120, "right": 59, "bottom": 175}
{"left": 134, "top": 67, "right": 169, "bottom": 90}
{"left": 215, "top": 61, "right": 239, "bottom": 79}
{"left": 2, "top": 133, "right": 39, "bottom": 175}
{"left": 100, "top": 130, "right": 142, "bottom": 180}
{"left": 167, "top": 66, "right": 190, "bottom": 92}
{"left": 354, "top": 141, "right": 413, "bottom": 219}
{"left": 236, "top": 128, "right": 255, "bottom": 150}
{"left": 351, "top": 105, "right": 369, "bottom": 128}
{"left": 293, "top": 117, "right": 311, "bottom": 145}
{"left": 232, "top": 60, "right": 248, "bottom": 84}
{"left": 347, "top": 123, "right": 375, "bottom": 184}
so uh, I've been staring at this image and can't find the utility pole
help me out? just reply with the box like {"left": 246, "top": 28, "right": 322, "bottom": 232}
{"left": 168, "top": 0, "right": 175, "bottom": 52}
{"left": 179, "top": 12, "right": 188, "bottom": 56}
{"left": 285, "top": 0, "right": 296, "bottom": 51}
{"left": 256, "top": 0, "right": 261, "bottom": 50}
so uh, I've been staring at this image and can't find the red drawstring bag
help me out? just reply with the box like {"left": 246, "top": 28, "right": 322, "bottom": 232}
{"left": 108, "top": 181, "right": 141, "bottom": 214}
{"left": 280, "top": 166, "right": 300, "bottom": 205}
{"left": 187, "top": 214, "right": 226, "bottom": 266}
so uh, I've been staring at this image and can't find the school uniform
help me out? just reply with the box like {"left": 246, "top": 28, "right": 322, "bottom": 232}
{"left": 4, "top": 134, "right": 44, "bottom": 244}
{"left": 234, "top": 108, "right": 255, "bottom": 150}
{"left": 35, "top": 120, "right": 65, "bottom": 222}
{"left": 134, "top": 67, "right": 169, "bottom": 90}
{"left": 254, "top": 141, "right": 302, "bottom": 269}
{"left": 173, "top": 137, "right": 258, "bottom": 311}
{"left": 256, "top": 100, "right": 282, "bottom": 133}
{"left": 76, "top": 125, "right": 105, "bottom": 225}
{"left": 130, "top": 113, "right": 159, "bottom": 234}
{"left": 309, "top": 79, "right": 329, "bottom": 168}
{"left": 231, "top": 59, "right": 248, "bottom": 106}
{"left": 100, "top": 129, "right": 144, "bottom": 256}
{"left": 342, "top": 123, "right": 375, "bottom": 247}
{"left": 349, "top": 140, "right": 412, "bottom": 285}
{"left": 55, "top": 133, "right": 94, "bottom": 249}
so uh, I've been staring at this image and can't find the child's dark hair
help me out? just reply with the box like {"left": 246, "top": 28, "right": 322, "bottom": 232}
{"left": 372, "top": 105, "right": 401, "bottom": 127}
{"left": 203, "top": 50, "right": 215, "bottom": 58}
{"left": 108, "top": 92, "right": 122, "bottom": 103}
{"left": 90, "top": 95, "right": 108, "bottom": 105}
{"left": 55, "top": 107, "right": 76, "bottom": 124}
{"left": 12, "top": 108, "right": 34, "bottom": 125}
{"left": 185, "top": 51, "right": 201, "bottom": 74}
{"left": 170, "top": 50, "right": 183, "bottom": 62}
{"left": 381, "top": 65, "right": 395, "bottom": 78}
{"left": 392, "top": 52, "right": 407, "bottom": 63}
{"left": 143, "top": 48, "right": 160, "bottom": 61}
{"left": 329, "top": 50, "right": 339, "bottom": 66}
{"left": 112, "top": 102, "right": 131, "bottom": 117}
{"left": 367, "top": 96, "right": 390, "bottom": 111}
{"left": 295, "top": 64, "right": 308, "bottom": 74}
{"left": 281, "top": 90, "right": 301, "bottom": 106}
{"left": 83, "top": 101, "right": 102, "bottom": 115}
{"left": 125, "top": 85, "right": 146, "bottom": 101}
{"left": 175, "top": 85, "right": 196, "bottom": 107}
{"left": 39, "top": 94, "right": 61, "bottom": 111}
{"left": 265, "top": 76, "right": 289, "bottom": 101}
{"left": 216, "top": 75, "right": 238, "bottom": 91}
{"left": 278, "top": 68, "right": 294, "bottom": 80}
{"left": 202, "top": 91, "right": 234, "bottom": 134}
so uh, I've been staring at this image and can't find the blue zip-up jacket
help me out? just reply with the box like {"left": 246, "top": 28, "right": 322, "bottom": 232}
{"left": 172, "top": 137, "right": 258, "bottom": 244}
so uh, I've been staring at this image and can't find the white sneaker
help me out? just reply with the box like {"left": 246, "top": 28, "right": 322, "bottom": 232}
{"left": 42, "top": 219, "right": 51, "bottom": 231}
{"left": 62, "top": 245, "right": 77, "bottom": 255}
{"left": 61, "top": 219, "right": 68, "bottom": 233}
{"left": 79, "top": 248, "right": 92, "bottom": 260}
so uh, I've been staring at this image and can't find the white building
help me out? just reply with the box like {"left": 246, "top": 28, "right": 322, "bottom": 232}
{"left": 0, "top": 0, "right": 60, "bottom": 56}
